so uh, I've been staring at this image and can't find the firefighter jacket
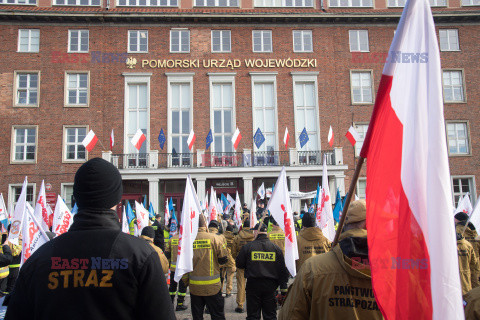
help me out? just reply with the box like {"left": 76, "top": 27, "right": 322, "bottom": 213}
{"left": 268, "top": 225, "right": 286, "bottom": 254}
{"left": 457, "top": 235, "right": 480, "bottom": 295}
{"left": 0, "top": 244, "right": 13, "bottom": 279}
{"left": 5, "top": 208, "right": 175, "bottom": 320}
{"left": 279, "top": 230, "right": 383, "bottom": 320}
{"left": 209, "top": 227, "right": 235, "bottom": 269}
{"left": 296, "top": 227, "right": 331, "bottom": 271}
{"left": 236, "top": 234, "right": 289, "bottom": 285}
{"left": 165, "top": 234, "right": 179, "bottom": 271}
{"left": 151, "top": 219, "right": 165, "bottom": 251}
{"left": 464, "top": 286, "right": 480, "bottom": 319}
{"left": 231, "top": 228, "right": 255, "bottom": 259}
{"left": 140, "top": 235, "right": 169, "bottom": 274}
{"left": 188, "top": 227, "right": 228, "bottom": 296}
{"left": 464, "top": 226, "right": 480, "bottom": 264}
{"left": 224, "top": 231, "right": 235, "bottom": 251}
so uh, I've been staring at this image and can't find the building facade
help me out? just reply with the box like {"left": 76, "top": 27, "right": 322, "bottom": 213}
{"left": 0, "top": 0, "right": 478, "bottom": 216}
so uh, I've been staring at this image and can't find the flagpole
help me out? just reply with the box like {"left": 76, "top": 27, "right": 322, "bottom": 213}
{"left": 97, "top": 138, "right": 107, "bottom": 151}
{"left": 331, "top": 156, "right": 365, "bottom": 247}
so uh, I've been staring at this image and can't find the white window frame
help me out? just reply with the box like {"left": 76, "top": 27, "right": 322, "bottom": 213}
{"left": 353, "top": 123, "right": 369, "bottom": 157}
{"left": 329, "top": 0, "right": 372, "bottom": 7}
{"left": 254, "top": 0, "right": 313, "bottom": 6}
{"left": 429, "top": 0, "right": 447, "bottom": 6}
{"left": 439, "top": 29, "right": 460, "bottom": 52}
{"left": 211, "top": 30, "right": 231, "bottom": 53}
{"left": 61, "top": 183, "right": 75, "bottom": 209}
{"left": 0, "top": 0, "right": 37, "bottom": 4}
{"left": 8, "top": 183, "right": 36, "bottom": 214}
{"left": 17, "top": 29, "right": 40, "bottom": 53}
{"left": 68, "top": 30, "right": 89, "bottom": 53}
{"left": 250, "top": 72, "right": 279, "bottom": 152}
{"left": 63, "top": 125, "right": 89, "bottom": 163}
{"left": 208, "top": 73, "right": 236, "bottom": 153}
{"left": 350, "top": 70, "right": 374, "bottom": 105}
{"left": 170, "top": 29, "right": 190, "bottom": 53}
{"left": 442, "top": 69, "right": 466, "bottom": 103}
{"left": 128, "top": 30, "right": 148, "bottom": 53}
{"left": 387, "top": 0, "right": 405, "bottom": 6}
{"left": 195, "top": 0, "right": 238, "bottom": 6}
{"left": 357, "top": 178, "right": 366, "bottom": 199}
{"left": 14, "top": 71, "right": 40, "bottom": 107}
{"left": 116, "top": 0, "right": 178, "bottom": 6}
{"left": 64, "top": 71, "right": 90, "bottom": 107}
{"left": 292, "top": 72, "right": 320, "bottom": 153}
{"left": 252, "top": 30, "right": 273, "bottom": 53}
{"left": 11, "top": 125, "right": 38, "bottom": 164}
{"left": 54, "top": 0, "right": 100, "bottom": 5}
{"left": 462, "top": 0, "right": 480, "bottom": 6}
{"left": 293, "top": 30, "right": 313, "bottom": 53}
{"left": 451, "top": 176, "right": 476, "bottom": 207}
{"left": 446, "top": 121, "right": 471, "bottom": 156}
{"left": 349, "top": 30, "right": 369, "bottom": 52}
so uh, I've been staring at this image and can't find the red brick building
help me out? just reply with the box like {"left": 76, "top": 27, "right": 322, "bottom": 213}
{"left": 0, "top": 0, "right": 478, "bottom": 215}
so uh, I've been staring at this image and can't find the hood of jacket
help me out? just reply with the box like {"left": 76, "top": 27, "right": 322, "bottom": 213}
{"left": 300, "top": 227, "right": 326, "bottom": 241}
{"left": 69, "top": 208, "right": 121, "bottom": 232}
{"left": 238, "top": 228, "right": 255, "bottom": 241}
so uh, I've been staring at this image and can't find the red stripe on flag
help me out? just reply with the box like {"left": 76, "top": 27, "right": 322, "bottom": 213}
{"left": 233, "top": 133, "right": 242, "bottom": 150}
{"left": 345, "top": 131, "right": 356, "bottom": 146}
{"left": 135, "top": 134, "right": 146, "bottom": 150}
{"left": 364, "top": 75, "right": 432, "bottom": 320}
{"left": 86, "top": 135, "right": 98, "bottom": 152}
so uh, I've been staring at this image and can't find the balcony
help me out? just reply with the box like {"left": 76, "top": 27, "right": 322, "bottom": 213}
{"left": 105, "top": 148, "right": 342, "bottom": 170}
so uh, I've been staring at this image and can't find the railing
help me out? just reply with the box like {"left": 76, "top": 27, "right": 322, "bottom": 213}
{"left": 251, "top": 151, "right": 290, "bottom": 167}
{"left": 297, "top": 150, "right": 335, "bottom": 166}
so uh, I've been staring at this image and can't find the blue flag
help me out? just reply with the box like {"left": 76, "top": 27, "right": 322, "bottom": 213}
{"left": 253, "top": 128, "right": 265, "bottom": 149}
{"left": 143, "top": 195, "right": 148, "bottom": 210}
{"left": 342, "top": 192, "right": 349, "bottom": 207}
{"left": 158, "top": 128, "right": 166, "bottom": 150}
{"left": 206, "top": 129, "right": 213, "bottom": 150}
{"left": 126, "top": 201, "right": 135, "bottom": 224}
{"left": 314, "top": 183, "right": 321, "bottom": 205}
{"left": 221, "top": 194, "right": 229, "bottom": 211}
{"left": 299, "top": 127, "right": 309, "bottom": 148}
{"left": 149, "top": 201, "right": 155, "bottom": 219}
{"left": 71, "top": 202, "right": 78, "bottom": 215}
{"left": 169, "top": 210, "right": 178, "bottom": 238}
{"left": 168, "top": 197, "right": 175, "bottom": 213}
{"left": 332, "top": 188, "right": 343, "bottom": 223}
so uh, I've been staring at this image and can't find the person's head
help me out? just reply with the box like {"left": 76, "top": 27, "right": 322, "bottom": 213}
{"left": 258, "top": 202, "right": 265, "bottom": 208}
{"left": 155, "top": 214, "right": 162, "bottom": 222}
{"left": 243, "top": 219, "right": 250, "bottom": 228}
{"left": 208, "top": 220, "right": 221, "bottom": 230}
{"left": 73, "top": 158, "right": 123, "bottom": 211}
{"left": 226, "top": 225, "right": 234, "bottom": 232}
{"left": 302, "top": 212, "right": 316, "bottom": 228}
{"left": 141, "top": 226, "right": 155, "bottom": 239}
{"left": 253, "top": 222, "right": 267, "bottom": 238}
{"left": 198, "top": 215, "right": 207, "bottom": 228}
{"left": 454, "top": 212, "right": 469, "bottom": 224}
{"left": 343, "top": 200, "right": 367, "bottom": 231}
{"left": 243, "top": 203, "right": 248, "bottom": 209}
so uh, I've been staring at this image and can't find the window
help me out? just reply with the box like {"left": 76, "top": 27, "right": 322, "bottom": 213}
{"left": 210, "top": 74, "right": 235, "bottom": 153}
{"left": 349, "top": 30, "right": 369, "bottom": 52}
{"left": 196, "top": 0, "right": 238, "bottom": 6}
{"left": 254, "top": 0, "right": 313, "bottom": 6}
{"left": 68, "top": 30, "right": 89, "bottom": 53}
{"left": 354, "top": 123, "right": 369, "bottom": 156}
{"left": 15, "top": 72, "right": 39, "bottom": 106}
{"left": 211, "top": 30, "right": 231, "bottom": 53}
{"left": 66, "top": 73, "right": 89, "bottom": 106}
{"left": 387, "top": 0, "right": 405, "bottom": 6}
{"left": 12, "top": 126, "right": 37, "bottom": 163}
{"left": 293, "top": 30, "right": 313, "bottom": 52}
{"left": 117, "top": 0, "right": 178, "bottom": 5}
{"left": 439, "top": 29, "right": 459, "bottom": 51}
{"left": 357, "top": 178, "right": 366, "bottom": 199}
{"left": 54, "top": 0, "right": 100, "bottom": 5}
{"left": 253, "top": 30, "right": 272, "bottom": 53}
{"left": 9, "top": 184, "right": 35, "bottom": 214}
{"left": 64, "top": 126, "right": 87, "bottom": 161}
{"left": 443, "top": 70, "right": 465, "bottom": 102}
{"left": 18, "top": 29, "right": 39, "bottom": 52}
{"left": 170, "top": 30, "right": 190, "bottom": 53}
{"left": 126, "top": 84, "right": 149, "bottom": 153}
{"left": 329, "top": 0, "right": 372, "bottom": 7}
{"left": 128, "top": 30, "right": 148, "bottom": 53}
{"left": 462, "top": 0, "right": 480, "bottom": 5}
{"left": 0, "top": 0, "right": 36, "bottom": 4}
{"left": 429, "top": 0, "right": 446, "bottom": 6}
{"left": 251, "top": 73, "right": 277, "bottom": 153}
{"left": 447, "top": 122, "right": 470, "bottom": 155}
{"left": 351, "top": 71, "right": 373, "bottom": 104}
{"left": 452, "top": 177, "right": 475, "bottom": 207}
{"left": 61, "top": 184, "right": 74, "bottom": 209}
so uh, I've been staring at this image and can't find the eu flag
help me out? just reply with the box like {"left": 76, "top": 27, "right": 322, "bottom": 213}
{"left": 253, "top": 128, "right": 265, "bottom": 149}
{"left": 299, "top": 127, "right": 309, "bottom": 148}
{"left": 158, "top": 128, "right": 166, "bottom": 150}
{"left": 206, "top": 129, "right": 213, "bottom": 150}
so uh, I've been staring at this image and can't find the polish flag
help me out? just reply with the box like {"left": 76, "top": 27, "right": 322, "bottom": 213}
{"left": 110, "top": 129, "right": 114, "bottom": 151}
{"left": 135, "top": 201, "right": 150, "bottom": 234}
{"left": 131, "top": 129, "right": 146, "bottom": 151}
{"left": 231, "top": 128, "right": 242, "bottom": 150}
{"left": 82, "top": 130, "right": 98, "bottom": 152}
{"left": 267, "top": 167, "right": 298, "bottom": 277}
{"left": 250, "top": 197, "right": 257, "bottom": 229}
{"left": 208, "top": 187, "right": 217, "bottom": 222}
{"left": 345, "top": 126, "right": 360, "bottom": 146}
{"left": 187, "top": 129, "right": 196, "bottom": 151}
{"left": 283, "top": 127, "right": 290, "bottom": 149}
{"left": 53, "top": 196, "right": 73, "bottom": 236}
{"left": 327, "top": 126, "right": 334, "bottom": 147}
{"left": 359, "top": 0, "right": 463, "bottom": 317}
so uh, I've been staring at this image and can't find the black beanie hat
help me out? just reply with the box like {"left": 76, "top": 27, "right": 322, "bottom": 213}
{"left": 454, "top": 212, "right": 469, "bottom": 222}
{"left": 73, "top": 158, "right": 123, "bottom": 210}
{"left": 141, "top": 226, "right": 155, "bottom": 238}
{"left": 303, "top": 212, "right": 316, "bottom": 228}
{"left": 243, "top": 219, "right": 250, "bottom": 228}
{"left": 209, "top": 220, "right": 221, "bottom": 229}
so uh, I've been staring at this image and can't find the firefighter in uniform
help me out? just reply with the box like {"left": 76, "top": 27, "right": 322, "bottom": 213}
{"left": 267, "top": 217, "right": 288, "bottom": 305}
{"left": 456, "top": 224, "right": 480, "bottom": 295}
{"left": 455, "top": 212, "right": 480, "bottom": 263}
{"left": 231, "top": 218, "right": 255, "bottom": 313}
{"left": 223, "top": 224, "right": 236, "bottom": 297}
{"left": 296, "top": 211, "right": 331, "bottom": 271}
{"left": 188, "top": 216, "right": 229, "bottom": 320}
{"left": 140, "top": 226, "right": 170, "bottom": 274}
{"left": 279, "top": 200, "right": 383, "bottom": 320}
{"left": 0, "top": 241, "right": 13, "bottom": 295}
{"left": 164, "top": 221, "right": 188, "bottom": 311}
{"left": 236, "top": 223, "right": 289, "bottom": 320}
{"left": 464, "top": 286, "right": 480, "bottom": 319}
{"left": 6, "top": 239, "right": 22, "bottom": 294}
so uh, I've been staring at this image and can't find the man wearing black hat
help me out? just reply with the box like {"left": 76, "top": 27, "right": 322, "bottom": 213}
{"left": 6, "top": 158, "right": 175, "bottom": 320}
{"left": 236, "top": 222, "right": 288, "bottom": 320}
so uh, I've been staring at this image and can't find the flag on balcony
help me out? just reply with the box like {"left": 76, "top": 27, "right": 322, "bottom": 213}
{"left": 346, "top": 126, "right": 360, "bottom": 146}
{"left": 232, "top": 128, "right": 242, "bottom": 150}
{"left": 284, "top": 127, "right": 290, "bottom": 149}
{"left": 206, "top": 129, "right": 213, "bottom": 150}
{"left": 328, "top": 126, "right": 334, "bottom": 147}
{"left": 187, "top": 129, "right": 196, "bottom": 151}
{"left": 82, "top": 130, "right": 98, "bottom": 152}
{"left": 131, "top": 129, "right": 146, "bottom": 151}
{"left": 110, "top": 129, "right": 114, "bottom": 151}
{"left": 253, "top": 128, "right": 265, "bottom": 149}
{"left": 299, "top": 128, "right": 309, "bottom": 148}
{"left": 158, "top": 128, "right": 166, "bottom": 150}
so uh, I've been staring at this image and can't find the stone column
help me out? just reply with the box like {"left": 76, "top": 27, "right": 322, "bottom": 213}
{"left": 243, "top": 176, "right": 253, "bottom": 206}
{"left": 148, "top": 178, "right": 159, "bottom": 215}
{"left": 196, "top": 177, "right": 207, "bottom": 206}
{"left": 289, "top": 175, "right": 300, "bottom": 213}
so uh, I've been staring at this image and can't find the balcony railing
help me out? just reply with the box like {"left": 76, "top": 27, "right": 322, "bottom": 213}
{"left": 109, "top": 149, "right": 339, "bottom": 169}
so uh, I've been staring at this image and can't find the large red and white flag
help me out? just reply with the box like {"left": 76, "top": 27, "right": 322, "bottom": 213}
{"left": 21, "top": 201, "right": 49, "bottom": 265}
{"left": 82, "top": 130, "right": 98, "bottom": 152}
{"left": 34, "top": 180, "right": 49, "bottom": 231}
{"left": 267, "top": 167, "right": 298, "bottom": 277}
{"left": 110, "top": 129, "right": 114, "bottom": 151}
{"left": 208, "top": 187, "right": 218, "bottom": 222}
{"left": 345, "top": 126, "right": 360, "bottom": 146}
{"left": 187, "top": 129, "right": 196, "bottom": 151}
{"left": 327, "top": 126, "right": 334, "bottom": 147}
{"left": 53, "top": 196, "right": 73, "bottom": 236}
{"left": 232, "top": 128, "right": 242, "bottom": 150}
{"left": 174, "top": 175, "right": 202, "bottom": 282}
{"left": 455, "top": 193, "right": 473, "bottom": 216}
{"left": 359, "top": 0, "right": 463, "bottom": 317}
{"left": 283, "top": 127, "right": 290, "bottom": 149}
{"left": 8, "top": 177, "right": 28, "bottom": 245}
{"left": 131, "top": 129, "right": 146, "bottom": 151}
{"left": 316, "top": 154, "right": 335, "bottom": 241}
{"left": 250, "top": 197, "right": 257, "bottom": 229}
{"left": 135, "top": 201, "right": 150, "bottom": 234}
{"left": 234, "top": 191, "right": 242, "bottom": 229}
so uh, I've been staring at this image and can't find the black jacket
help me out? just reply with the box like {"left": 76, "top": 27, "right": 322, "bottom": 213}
{"left": 5, "top": 208, "right": 175, "bottom": 320}
{"left": 236, "top": 234, "right": 289, "bottom": 285}
{"left": 152, "top": 219, "right": 165, "bottom": 251}
{"left": 0, "top": 244, "right": 13, "bottom": 267}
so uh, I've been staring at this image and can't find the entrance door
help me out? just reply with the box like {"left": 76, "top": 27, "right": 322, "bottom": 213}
{"left": 116, "top": 193, "right": 144, "bottom": 221}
